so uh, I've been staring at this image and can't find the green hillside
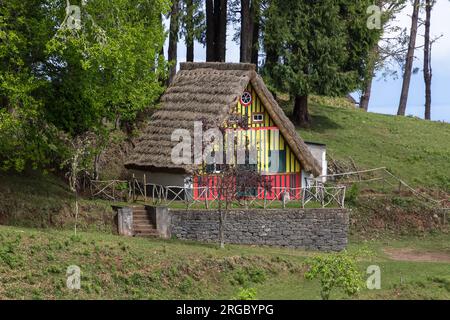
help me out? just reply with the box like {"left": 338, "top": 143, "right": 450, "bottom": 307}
{"left": 297, "top": 103, "right": 450, "bottom": 192}
{"left": 1, "top": 102, "right": 449, "bottom": 300}
{"left": 0, "top": 225, "right": 449, "bottom": 300}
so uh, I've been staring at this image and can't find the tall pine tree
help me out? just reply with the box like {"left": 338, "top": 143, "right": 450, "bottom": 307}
{"left": 264, "top": 0, "right": 379, "bottom": 126}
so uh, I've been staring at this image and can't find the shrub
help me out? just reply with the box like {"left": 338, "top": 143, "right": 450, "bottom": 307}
{"left": 231, "top": 267, "right": 266, "bottom": 286}
{"left": 0, "top": 234, "right": 24, "bottom": 268}
{"left": 234, "top": 288, "right": 257, "bottom": 300}
{"left": 178, "top": 276, "right": 194, "bottom": 294}
{"left": 345, "top": 184, "right": 359, "bottom": 206}
{"left": 304, "top": 252, "right": 363, "bottom": 300}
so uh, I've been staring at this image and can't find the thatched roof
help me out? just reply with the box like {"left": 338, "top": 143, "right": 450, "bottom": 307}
{"left": 125, "top": 62, "right": 321, "bottom": 176}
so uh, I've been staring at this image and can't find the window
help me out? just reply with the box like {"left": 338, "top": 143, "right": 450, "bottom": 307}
{"left": 270, "top": 150, "right": 286, "bottom": 173}
{"left": 252, "top": 113, "right": 264, "bottom": 123}
{"left": 240, "top": 91, "right": 252, "bottom": 106}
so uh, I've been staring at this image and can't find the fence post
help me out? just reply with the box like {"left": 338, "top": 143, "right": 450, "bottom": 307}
{"left": 301, "top": 188, "right": 305, "bottom": 208}
{"left": 132, "top": 173, "right": 136, "bottom": 202}
{"left": 341, "top": 187, "right": 346, "bottom": 208}
{"left": 152, "top": 185, "right": 155, "bottom": 205}
{"left": 143, "top": 174, "right": 147, "bottom": 203}
{"left": 321, "top": 187, "right": 325, "bottom": 208}
{"left": 264, "top": 187, "right": 267, "bottom": 209}
{"left": 112, "top": 181, "right": 115, "bottom": 202}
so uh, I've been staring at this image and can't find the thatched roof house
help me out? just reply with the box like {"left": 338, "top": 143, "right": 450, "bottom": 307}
{"left": 126, "top": 62, "right": 321, "bottom": 177}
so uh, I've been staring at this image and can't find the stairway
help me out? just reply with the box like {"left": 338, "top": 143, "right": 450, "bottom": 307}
{"left": 132, "top": 206, "right": 159, "bottom": 237}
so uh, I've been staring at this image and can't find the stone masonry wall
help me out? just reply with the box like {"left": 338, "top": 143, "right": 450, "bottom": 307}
{"left": 169, "top": 208, "right": 349, "bottom": 251}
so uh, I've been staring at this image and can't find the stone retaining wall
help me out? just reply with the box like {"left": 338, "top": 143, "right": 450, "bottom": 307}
{"left": 168, "top": 208, "right": 349, "bottom": 251}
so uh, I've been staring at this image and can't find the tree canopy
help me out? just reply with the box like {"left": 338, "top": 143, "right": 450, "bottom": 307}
{"left": 0, "top": 0, "right": 170, "bottom": 171}
{"left": 263, "top": 0, "right": 380, "bottom": 126}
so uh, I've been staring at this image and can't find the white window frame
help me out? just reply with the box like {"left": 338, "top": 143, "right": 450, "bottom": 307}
{"left": 252, "top": 113, "right": 264, "bottom": 123}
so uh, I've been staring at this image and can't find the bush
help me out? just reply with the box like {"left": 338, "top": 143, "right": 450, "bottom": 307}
{"left": 234, "top": 288, "right": 257, "bottom": 300}
{"left": 345, "top": 184, "right": 359, "bottom": 206}
{"left": 231, "top": 267, "right": 266, "bottom": 286}
{"left": 0, "top": 234, "right": 24, "bottom": 268}
{"left": 304, "top": 252, "right": 363, "bottom": 300}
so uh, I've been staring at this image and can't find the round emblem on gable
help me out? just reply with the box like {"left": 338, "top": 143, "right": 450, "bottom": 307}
{"left": 240, "top": 91, "right": 252, "bottom": 106}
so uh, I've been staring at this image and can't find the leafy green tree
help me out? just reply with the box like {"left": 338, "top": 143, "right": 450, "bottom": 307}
{"left": 1, "top": 0, "right": 170, "bottom": 172}
{"left": 46, "top": 0, "right": 169, "bottom": 134}
{"left": 263, "top": 0, "right": 380, "bottom": 126}
{"left": 0, "top": 0, "right": 61, "bottom": 171}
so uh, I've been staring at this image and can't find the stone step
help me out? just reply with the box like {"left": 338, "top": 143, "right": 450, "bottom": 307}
{"left": 133, "top": 212, "right": 150, "bottom": 216}
{"left": 134, "top": 224, "right": 156, "bottom": 231}
{"left": 133, "top": 219, "right": 155, "bottom": 224}
{"left": 133, "top": 217, "right": 153, "bottom": 223}
{"left": 134, "top": 228, "right": 159, "bottom": 237}
{"left": 134, "top": 232, "right": 159, "bottom": 238}
{"left": 131, "top": 207, "right": 157, "bottom": 237}
{"left": 133, "top": 210, "right": 148, "bottom": 215}
{"left": 133, "top": 214, "right": 151, "bottom": 219}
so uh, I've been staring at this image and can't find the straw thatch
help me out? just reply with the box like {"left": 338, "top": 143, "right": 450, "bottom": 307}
{"left": 125, "top": 62, "right": 321, "bottom": 176}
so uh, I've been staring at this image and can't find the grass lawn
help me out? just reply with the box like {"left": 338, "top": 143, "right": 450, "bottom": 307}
{"left": 1, "top": 225, "right": 448, "bottom": 300}
{"left": 297, "top": 103, "right": 450, "bottom": 192}
{"left": 1, "top": 100, "right": 449, "bottom": 300}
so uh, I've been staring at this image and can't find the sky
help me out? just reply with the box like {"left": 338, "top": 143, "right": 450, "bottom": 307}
{"left": 166, "top": 1, "right": 450, "bottom": 122}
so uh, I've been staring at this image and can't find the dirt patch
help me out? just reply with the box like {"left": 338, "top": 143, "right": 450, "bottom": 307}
{"left": 383, "top": 248, "right": 450, "bottom": 263}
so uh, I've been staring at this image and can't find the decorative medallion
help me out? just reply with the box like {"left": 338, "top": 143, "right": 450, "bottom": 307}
{"left": 240, "top": 91, "right": 252, "bottom": 106}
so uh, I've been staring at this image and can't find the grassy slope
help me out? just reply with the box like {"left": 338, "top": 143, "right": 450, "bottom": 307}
{"left": 0, "top": 171, "right": 114, "bottom": 232}
{"left": 1, "top": 100, "right": 450, "bottom": 300}
{"left": 297, "top": 104, "right": 450, "bottom": 191}
{"left": 0, "top": 225, "right": 449, "bottom": 300}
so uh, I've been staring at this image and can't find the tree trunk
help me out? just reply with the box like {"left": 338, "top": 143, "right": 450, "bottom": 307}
{"left": 397, "top": 0, "right": 420, "bottom": 116}
{"left": 157, "top": 13, "right": 165, "bottom": 83}
{"left": 206, "top": 0, "right": 215, "bottom": 61}
{"left": 360, "top": 76, "right": 373, "bottom": 112}
{"left": 423, "top": 0, "right": 433, "bottom": 120}
{"left": 207, "top": 0, "right": 227, "bottom": 62}
{"left": 293, "top": 95, "right": 310, "bottom": 127}
{"left": 240, "top": 0, "right": 253, "bottom": 63}
{"left": 251, "top": 0, "right": 260, "bottom": 66}
{"left": 186, "top": 0, "right": 194, "bottom": 62}
{"left": 93, "top": 154, "right": 101, "bottom": 181}
{"left": 167, "top": 0, "right": 180, "bottom": 86}
{"left": 360, "top": 45, "right": 378, "bottom": 111}
{"left": 216, "top": 0, "right": 227, "bottom": 62}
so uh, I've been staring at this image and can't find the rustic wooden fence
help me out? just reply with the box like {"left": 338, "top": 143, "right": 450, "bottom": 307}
{"left": 90, "top": 180, "right": 130, "bottom": 202}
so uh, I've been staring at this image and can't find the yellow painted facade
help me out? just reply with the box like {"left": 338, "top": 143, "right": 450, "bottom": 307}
{"left": 226, "top": 84, "right": 301, "bottom": 174}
